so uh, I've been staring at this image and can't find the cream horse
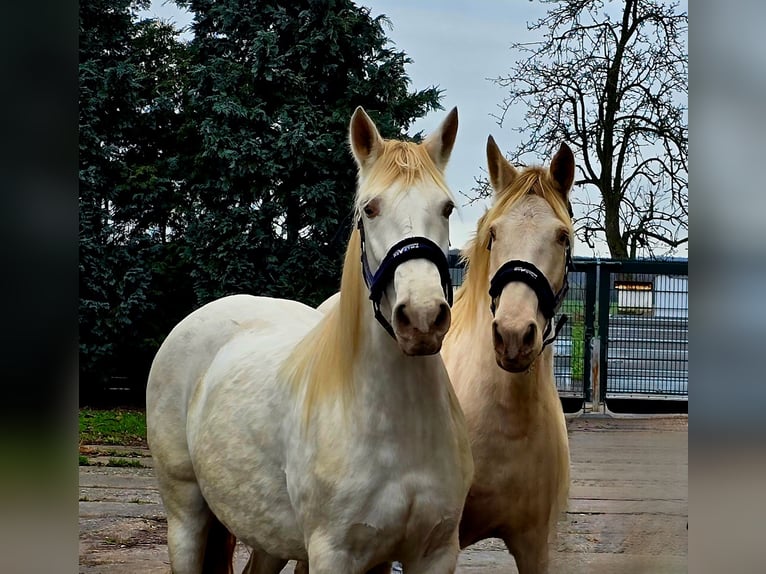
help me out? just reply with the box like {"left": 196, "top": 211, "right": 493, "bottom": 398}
{"left": 146, "top": 107, "right": 473, "bottom": 574}
{"left": 442, "top": 136, "right": 574, "bottom": 574}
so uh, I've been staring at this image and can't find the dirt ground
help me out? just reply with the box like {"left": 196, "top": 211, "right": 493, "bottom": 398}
{"left": 79, "top": 415, "right": 687, "bottom": 573}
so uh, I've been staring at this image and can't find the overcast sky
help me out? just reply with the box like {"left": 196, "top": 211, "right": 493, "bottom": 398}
{"left": 358, "top": 0, "right": 550, "bottom": 251}
{"left": 141, "top": 0, "right": 687, "bottom": 256}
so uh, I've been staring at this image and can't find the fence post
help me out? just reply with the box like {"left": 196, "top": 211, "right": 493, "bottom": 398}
{"left": 582, "top": 264, "right": 597, "bottom": 403}
{"left": 597, "top": 262, "right": 614, "bottom": 403}
{"left": 590, "top": 335, "right": 600, "bottom": 411}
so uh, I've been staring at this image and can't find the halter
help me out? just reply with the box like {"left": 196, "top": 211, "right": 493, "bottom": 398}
{"left": 487, "top": 201, "right": 574, "bottom": 353}
{"left": 358, "top": 217, "right": 453, "bottom": 339}
{"left": 487, "top": 247, "right": 573, "bottom": 349}
{"left": 487, "top": 202, "right": 574, "bottom": 350}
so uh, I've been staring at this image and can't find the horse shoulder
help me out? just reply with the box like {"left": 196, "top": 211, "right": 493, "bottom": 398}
{"left": 316, "top": 292, "right": 340, "bottom": 314}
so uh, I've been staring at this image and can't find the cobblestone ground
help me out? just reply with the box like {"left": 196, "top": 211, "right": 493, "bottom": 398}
{"left": 79, "top": 416, "right": 687, "bottom": 573}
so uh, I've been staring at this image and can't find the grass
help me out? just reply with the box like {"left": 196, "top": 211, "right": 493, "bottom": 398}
{"left": 560, "top": 298, "right": 619, "bottom": 322}
{"left": 79, "top": 408, "right": 149, "bottom": 469}
{"left": 106, "top": 457, "right": 144, "bottom": 468}
{"left": 78, "top": 454, "right": 145, "bottom": 468}
{"left": 561, "top": 299, "right": 586, "bottom": 321}
{"left": 558, "top": 301, "right": 585, "bottom": 382}
{"left": 558, "top": 297, "right": 622, "bottom": 384}
{"left": 571, "top": 322, "right": 584, "bottom": 381}
{"left": 79, "top": 408, "right": 147, "bottom": 446}
{"left": 81, "top": 447, "right": 145, "bottom": 458}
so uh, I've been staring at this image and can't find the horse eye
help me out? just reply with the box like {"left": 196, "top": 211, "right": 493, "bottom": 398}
{"left": 363, "top": 199, "right": 380, "bottom": 218}
{"left": 557, "top": 230, "right": 570, "bottom": 245}
{"left": 442, "top": 202, "right": 455, "bottom": 218}
{"left": 487, "top": 227, "right": 496, "bottom": 251}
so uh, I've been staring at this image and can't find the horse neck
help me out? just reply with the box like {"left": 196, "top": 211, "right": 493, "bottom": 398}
{"left": 453, "top": 303, "right": 556, "bottom": 422}
{"left": 492, "top": 350, "right": 556, "bottom": 412}
{"left": 354, "top": 301, "right": 448, "bottom": 414}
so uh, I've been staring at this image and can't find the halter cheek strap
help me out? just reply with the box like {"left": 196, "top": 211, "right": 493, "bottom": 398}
{"left": 358, "top": 218, "right": 453, "bottom": 339}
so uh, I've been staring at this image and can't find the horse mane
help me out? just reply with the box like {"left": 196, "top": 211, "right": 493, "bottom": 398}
{"left": 355, "top": 139, "right": 454, "bottom": 208}
{"left": 283, "top": 138, "right": 453, "bottom": 426}
{"left": 449, "top": 166, "right": 573, "bottom": 338}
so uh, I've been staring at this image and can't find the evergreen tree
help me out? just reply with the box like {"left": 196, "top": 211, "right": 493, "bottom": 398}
{"left": 79, "top": 0, "right": 191, "bottom": 399}
{"left": 79, "top": 0, "right": 443, "bottom": 401}
{"left": 178, "top": 0, "right": 442, "bottom": 304}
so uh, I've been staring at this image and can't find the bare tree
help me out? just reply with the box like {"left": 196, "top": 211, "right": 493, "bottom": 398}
{"left": 480, "top": 0, "right": 687, "bottom": 259}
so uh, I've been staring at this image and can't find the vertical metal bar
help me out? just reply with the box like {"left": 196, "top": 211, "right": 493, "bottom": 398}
{"left": 597, "top": 262, "right": 613, "bottom": 403}
{"left": 590, "top": 336, "right": 600, "bottom": 407}
{"left": 582, "top": 264, "right": 597, "bottom": 403}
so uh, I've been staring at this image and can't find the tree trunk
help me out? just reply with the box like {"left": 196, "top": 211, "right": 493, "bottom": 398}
{"left": 604, "top": 196, "right": 628, "bottom": 259}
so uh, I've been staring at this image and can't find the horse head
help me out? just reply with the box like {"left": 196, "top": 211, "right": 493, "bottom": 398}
{"left": 481, "top": 136, "right": 575, "bottom": 372}
{"left": 349, "top": 107, "right": 459, "bottom": 355}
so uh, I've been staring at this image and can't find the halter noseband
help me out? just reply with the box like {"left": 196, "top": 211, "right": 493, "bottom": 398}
{"left": 358, "top": 217, "right": 453, "bottom": 339}
{"left": 487, "top": 231, "right": 573, "bottom": 351}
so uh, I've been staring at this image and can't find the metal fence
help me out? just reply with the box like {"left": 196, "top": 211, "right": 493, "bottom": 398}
{"left": 448, "top": 255, "right": 689, "bottom": 406}
{"left": 599, "top": 261, "right": 688, "bottom": 401}
{"left": 552, "top": 269, "right": 588, "bottom": 399}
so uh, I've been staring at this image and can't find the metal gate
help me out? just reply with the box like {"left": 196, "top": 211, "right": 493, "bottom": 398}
{"left": 594, "top": 259, "right": 688, "bottom": 403}
{"left": 449, "top": 255, "right": 689, "bottom": 408}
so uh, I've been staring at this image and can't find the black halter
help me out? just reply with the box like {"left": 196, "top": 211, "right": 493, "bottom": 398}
{"left": 487, "top": 243, "right": 574, "bottom": 349}
{"left": 358, "top": 217, "right": 453, "bottom": 339}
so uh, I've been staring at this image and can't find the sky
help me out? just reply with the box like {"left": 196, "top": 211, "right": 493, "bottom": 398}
{"left": 140, "top": 0, "right": 687, "bottom": 256}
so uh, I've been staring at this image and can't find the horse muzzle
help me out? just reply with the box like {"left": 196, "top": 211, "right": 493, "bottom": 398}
{"left": 393, "top": 298, "right": 451, "bottom": 356}
{"left": 492, "top": 316, "right": 541, "bottom": 372}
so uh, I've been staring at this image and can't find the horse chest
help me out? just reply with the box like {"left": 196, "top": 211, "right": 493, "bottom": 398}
{"left": 470, "top": 410, "right": 564, "bottom": 507}
{"left": 286, "top": 411, "right": 467, "bottom": 559}
{"left": 334, "top": 463, "right": 463, "bottom": 559}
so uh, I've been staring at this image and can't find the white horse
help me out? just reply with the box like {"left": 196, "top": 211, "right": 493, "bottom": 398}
{"left": 442, "top": 136, "right": 574, "bottom": 573}
{"left": 146, "top": 107, "right": 473, "bottom": 574}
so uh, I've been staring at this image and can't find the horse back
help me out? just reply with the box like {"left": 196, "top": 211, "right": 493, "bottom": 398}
{"left": 146, "top": 294, "right": 320, "bottom": 477}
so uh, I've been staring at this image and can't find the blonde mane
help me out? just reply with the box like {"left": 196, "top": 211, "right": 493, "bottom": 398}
{"left": 355, "top": 140, "right": 455, "bottom": 208}
{"left": 449, "top": 166, "right": 573, "bottom": 338}
{"left": 283, "top": 139, "right": 453, "bottom": 425}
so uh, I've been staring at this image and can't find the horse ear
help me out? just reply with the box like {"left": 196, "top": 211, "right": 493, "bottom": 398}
{"left": 349, "top": 106, "right": 384, "bottom": 169}
{"left": 423, "top": 107, "right": 459, "bottom": 171}
{"left": 550, "top": 142, "right": 575, "bottom": 198}
{"left": 486, "top": 135, "right": 517, "bottom": 195}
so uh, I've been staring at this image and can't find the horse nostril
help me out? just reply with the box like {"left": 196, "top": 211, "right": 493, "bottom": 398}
{"left": 522, "top": 322, "right": 537, "bottom": 348}
{"left": 492, "top": 321, "right": 503, "bottom": 350}
{"left": 434, "top": 303, "right": 450, "bottom": 331}
{"left": 394, "top": 304, "right": 410, "bottom": 328}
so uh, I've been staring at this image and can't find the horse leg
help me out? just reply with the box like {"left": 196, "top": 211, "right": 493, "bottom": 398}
{"left": 293, "top": 560, "right": 390, "bottom": 574}
{"left": 159, "top": 476, "right": 220, "bottom": 574}
{"left": 401, "top": 539, "right": 460, "bottom": 574}
{"left": 240, "top": 549, "right": 287, "bottom": 574}
{"left": 503, "top": 529, "right": 550, "bottom": 574}
{"left": 304, "top": 551, "right": 358, "bottom": 574}
{"left": 306, "top": 534, "right": 388, "bottom": 574}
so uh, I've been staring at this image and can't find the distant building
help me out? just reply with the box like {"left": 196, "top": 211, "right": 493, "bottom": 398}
{"left": 654, "top": 275, "right": 689, "bottom": 318}
{"left": 615, "top": 280, "right": 653, "bottom": 314}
